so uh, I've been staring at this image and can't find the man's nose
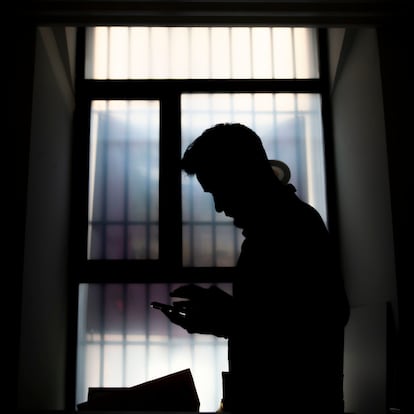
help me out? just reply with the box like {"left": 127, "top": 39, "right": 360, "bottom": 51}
{"left": 214, "top": 202, "right": 224, "bottom": 213}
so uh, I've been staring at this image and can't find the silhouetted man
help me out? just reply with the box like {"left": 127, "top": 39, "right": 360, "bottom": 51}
{"left": 157, "top": 123, "right": 350, "bottom": 413}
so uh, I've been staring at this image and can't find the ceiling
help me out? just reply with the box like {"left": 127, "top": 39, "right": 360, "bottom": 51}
{"left": 16, "top": 0, "right": 408, "bottom": 27}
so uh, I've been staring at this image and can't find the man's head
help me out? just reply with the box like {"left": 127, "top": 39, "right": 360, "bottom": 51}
{"left": 181, "top": 123, "right": 278, "bottom": 228}
{"left": 181, "top": 123, "right": 269, "bottom": 176}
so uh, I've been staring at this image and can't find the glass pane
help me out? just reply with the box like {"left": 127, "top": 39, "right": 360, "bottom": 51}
{"left": 181, "top": 93, "right": 326, "bottom": 267}
{"left": 85, "top": 27, "right": 319, "bottom": 79}
{"left": 88, "top": 100, "right": 160, "bottom": 259}
{"left": 76, "top": 283, "right": 232, "bottom": 412}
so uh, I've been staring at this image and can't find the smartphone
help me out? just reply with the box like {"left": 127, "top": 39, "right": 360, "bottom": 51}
{"left": 150, "top": 301, "right": 174, "bottom": 313}
{"left": 150, "top": 301, "right": 187, "bottom": 317}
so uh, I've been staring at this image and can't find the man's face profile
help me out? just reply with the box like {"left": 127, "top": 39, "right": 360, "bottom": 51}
{"left": 196, "top": 168, "right": 249, "bottom": 229}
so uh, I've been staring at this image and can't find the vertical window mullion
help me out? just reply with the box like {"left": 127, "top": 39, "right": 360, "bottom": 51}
{"left": 159, "top": 91, "right": 182, "bottom": 269}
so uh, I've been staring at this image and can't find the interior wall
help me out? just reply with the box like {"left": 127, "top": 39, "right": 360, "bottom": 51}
{"left": 329, "top": 28, "right": 398, "bottom": 414}
{"left": 18, "top": 27, "right": 76, "bottom": 410}
{"left": 17, "top": 21, "right": 401, "bottom": 413}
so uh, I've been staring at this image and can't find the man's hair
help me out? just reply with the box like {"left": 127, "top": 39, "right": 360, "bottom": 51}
{"left": 181, "top": 123, "right": 270, "bottom": 176}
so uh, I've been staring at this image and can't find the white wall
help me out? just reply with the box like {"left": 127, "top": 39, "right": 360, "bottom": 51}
{"left": 18, "top": 27, "right": 76, "bottom": 410}
{"left": 330, "top": 28, "right": 398, "bottom": 414}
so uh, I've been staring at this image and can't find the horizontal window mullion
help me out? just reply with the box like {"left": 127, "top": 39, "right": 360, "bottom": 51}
{"left": 76, "top": 260, "right": 165, "bottom": 284}
{"left": 76, "top": 261, "right": 237, "bottom": 284}
{"left": 80, "top": 78, "right": 322, "bottom": 99}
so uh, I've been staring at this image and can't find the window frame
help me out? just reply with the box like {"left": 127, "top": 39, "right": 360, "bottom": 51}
{"left": 67, "top": 25, "right": 337, "bottom": 408}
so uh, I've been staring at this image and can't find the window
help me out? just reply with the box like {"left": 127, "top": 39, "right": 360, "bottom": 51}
{"left": 71, "top": 26, "right": 329, "bottom": 412}
{"left": 84, "top": 27, "right": 319, "bottom": 80}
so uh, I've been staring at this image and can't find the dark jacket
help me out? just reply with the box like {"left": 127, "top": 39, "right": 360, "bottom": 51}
{"left": 228, "top": 184, "right": 349, "bottom": 413}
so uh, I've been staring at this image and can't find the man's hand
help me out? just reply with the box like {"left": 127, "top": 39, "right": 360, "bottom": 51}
{"left": 161, "top": 284, "right": 234, "bottom": 338}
